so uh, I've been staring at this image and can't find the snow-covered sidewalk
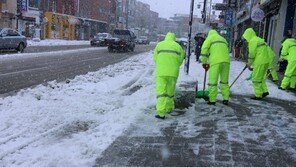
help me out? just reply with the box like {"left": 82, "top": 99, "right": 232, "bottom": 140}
{"left": 27, "top": 39, "right": 90, "bottom": 47}
{"left": 0, "top": 52, "right": 295, "bottom": 166}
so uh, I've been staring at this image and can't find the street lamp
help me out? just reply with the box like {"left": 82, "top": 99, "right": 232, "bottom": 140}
{"left": 197, "top": 0, "right": 217, "bottom": 23}
{"left": 196, "top": 0, "right": 207, "bottom": 23}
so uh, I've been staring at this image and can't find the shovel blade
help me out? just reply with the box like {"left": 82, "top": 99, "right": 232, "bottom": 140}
{"left": 196, "top": 90, "right": 209, "bottom": 98}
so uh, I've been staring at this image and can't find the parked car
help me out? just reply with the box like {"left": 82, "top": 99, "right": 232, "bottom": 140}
{"left": 176, "top": 37, "right": 188, "bottom": 49}
{"left": 0, "top": 28, "right": 27, "bottom": 52}
{"left": 136, "top": 36, "right": 149, "bottom": 45}
{"left": 107, "top": 29, "right": 136, "bottom": 52}
{"left": 90, "top": 33, "right": 112, "bottom": 46}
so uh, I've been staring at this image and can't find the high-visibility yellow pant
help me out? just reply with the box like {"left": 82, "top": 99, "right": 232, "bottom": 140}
{"left": 268, "top": 57, "right": 279, "bottom": 81}
{"left": 281, "top": 61, "right": 296, "bottom": 89}
{"left": 269, "top": 67, "right": 279, "bottom": 81}
{"left": 290, "top": 75, "right": 296, "bottom": 89}
{"left": 156, "top": 76, "right": 177, "bottom": 117}
{"left": 252, "top": 64, "right": 269, "bottom": 97}
{"left": 208, "top": 63, "right": 230, "bottom": 102}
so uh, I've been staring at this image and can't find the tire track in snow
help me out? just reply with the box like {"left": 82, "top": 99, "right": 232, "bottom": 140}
{"left": 0, "top": 123, "right": 68, "bottom": 160}
{"left": 0, "top": 52, "right": 156, "bottom": 164}
{"left": 121, "top": 68, "right": 154, "bottom": 96}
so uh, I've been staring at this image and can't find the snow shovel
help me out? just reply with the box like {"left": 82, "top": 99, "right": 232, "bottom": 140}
{"left": 230, "top": 65, "right": 248, "bottom": 88}
{"left": 246, "top": 72, "right": 252, "bottom": 81}
{"left": 196, "top": 69, "right": 209, "bottom": 100}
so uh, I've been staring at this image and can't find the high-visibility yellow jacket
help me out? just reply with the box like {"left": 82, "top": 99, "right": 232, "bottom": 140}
{"left": 281, "top": 38, "right": 296, "bottom": 62}
{"left": 242, "top": 28, "right": 268, "bottom": 66}
{"left": 153, "top": 32, "right": 184, "bottom": 77}
{"left": 200, "top": 30, "right": 230, "bottom": 65}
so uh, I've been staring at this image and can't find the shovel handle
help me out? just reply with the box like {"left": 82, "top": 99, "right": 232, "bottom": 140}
{"left": 230, "top": 66, "right": 248, "bottom": 88}
{"left": 203, "top": 69, "right": 207, "bottom": 92}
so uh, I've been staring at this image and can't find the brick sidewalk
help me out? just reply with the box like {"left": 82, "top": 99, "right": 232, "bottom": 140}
{"left": 94, "top": 91, "right": 296, "bottom": 167}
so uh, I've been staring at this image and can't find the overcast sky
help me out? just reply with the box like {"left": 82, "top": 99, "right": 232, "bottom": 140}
{"left": 138, "top": 0, "right": 223, "bottom": 19}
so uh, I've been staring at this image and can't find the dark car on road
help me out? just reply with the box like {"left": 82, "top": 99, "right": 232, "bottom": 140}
{"left": 90, "top": 33, "right": 112, "bottom": 47}
{"left": 0, "top": 28, "right": 27, "bottom": 52}
{"left": 107, "top": 29, "right": 136, "bottom": 52}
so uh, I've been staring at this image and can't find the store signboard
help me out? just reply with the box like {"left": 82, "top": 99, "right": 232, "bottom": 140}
{"left": 18, "top": 0, "right": 28, "bottom": 11}
{"left": 214, "top": 3, "right": 228, "bottom": 11}
{"left": 236, "top": 0, "right": 252, "bottom": 24}
{"left": 225, "top": 10, "right": 233, "bottom": 26}
{"left": 251, "top": 7, "right": 265, "bottom": 22}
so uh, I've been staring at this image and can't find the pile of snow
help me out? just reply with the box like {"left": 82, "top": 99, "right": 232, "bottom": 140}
{"left": 27, "top": 39, "right": 90, "bottom": 47}
{"left": 0, "top": 47, "right": 105, "bottom": 60}
{"left": 0, "top": 52, "right": 156, "bottom": 166}
{"left": 0, "top": 52, "right": 295, "bottom": 166}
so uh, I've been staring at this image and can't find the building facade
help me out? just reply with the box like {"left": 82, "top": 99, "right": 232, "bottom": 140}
{"left": 17, "top": 0, "right": 42, "bottom": 38}
{"left": 77, "top": 0, "right": 112, "bottom": 39}
{"left": 170, "top": 14, "right": 201, "bottom": 38}
{"left": 0, "top": 0, "right": 17, "bottom": 29}
{"left": 234, "top": 0, "right": 296, "bottom": 61}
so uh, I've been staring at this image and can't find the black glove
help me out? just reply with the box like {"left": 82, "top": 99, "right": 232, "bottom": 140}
{"left": 202, "top": 64, "right": 210, "bottom": 71}
{"left": 246, "top": 64, "right": 253, "bottom": 71}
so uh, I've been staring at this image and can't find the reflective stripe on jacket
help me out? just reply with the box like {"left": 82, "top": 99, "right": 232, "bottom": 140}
{"left": 242, "top": 28, "right": 269, "bottom": 66}
{"left": 153, "top": 32, "right": 184, "bottom": 77}
{"left": 200, "top": 30, "right": 230, "bottom": 65}
{"left": 281, "top": 38, "right": 296, "bottom": 62}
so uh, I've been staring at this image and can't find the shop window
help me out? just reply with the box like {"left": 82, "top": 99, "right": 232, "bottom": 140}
{"left": 28, "top": 0, "right": 40, "bottom": 9}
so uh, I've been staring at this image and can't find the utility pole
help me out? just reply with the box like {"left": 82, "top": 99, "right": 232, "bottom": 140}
{"left": 202, "top": 0, "right": 207, "bottom": 23}
{"left": 125, "top": 0, "right": 129, "bottom": 29}
{"left": 185, "top": 0, "right": 195, "bottom": 74}
{"left": 208, "top": 0, "right": 212, "bottom": 23}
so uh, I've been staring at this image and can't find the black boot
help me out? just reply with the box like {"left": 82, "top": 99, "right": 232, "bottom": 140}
{"left": 155, "top": 115, "right": 165, "bottom": 120}
{"left": 207, "top": 101, "right": 216, "bottom": 105}
{"left": 222, "top": 100, "right": 229, "bottom": 105}
{"left": 250, "top": 96, "right": 262, "bottom": 100}
{"left": 262, "top": 92, "right": 269, "bottom": 98}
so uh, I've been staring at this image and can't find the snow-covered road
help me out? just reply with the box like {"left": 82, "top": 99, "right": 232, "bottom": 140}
{"left": 0, "top": 51, "right": 295, "bottom": 166}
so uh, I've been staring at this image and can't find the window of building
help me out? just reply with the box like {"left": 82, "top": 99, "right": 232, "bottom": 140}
{"left": 28, "top": 0, "right": 40, "bottom": 9}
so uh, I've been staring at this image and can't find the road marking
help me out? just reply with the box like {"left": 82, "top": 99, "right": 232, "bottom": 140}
{"left": 0, "top": 67, "right": 48, "bottom": 77}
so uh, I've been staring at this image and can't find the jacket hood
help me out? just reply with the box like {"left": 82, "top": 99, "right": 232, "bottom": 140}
{"left": 207, "top": 30, "right": 218, "bottom": 37}
{"left": 242, "top": 28, "right": 256, "bottom": 42}
{"left": 165, "top": 32, "right": 176, "bottom": 41}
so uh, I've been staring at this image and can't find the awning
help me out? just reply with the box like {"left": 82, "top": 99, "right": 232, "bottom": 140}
{"left": 21, "top": 16, "right": 35, "bottom": 21}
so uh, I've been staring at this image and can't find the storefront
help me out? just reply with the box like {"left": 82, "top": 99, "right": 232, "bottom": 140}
{"left": 260, "top": 0, "right": 294, "bottom": 58}
{"left": 18, "top": 16, "right": 37, "bottom": 37}
{"left": 235, "top": 0, "right": 252, "bottom": 60}
{"left": 75, "top": 18, "right": 108, "bottom": 40}
{"left": 44, "top": 12, "right": 76, "bottom": 40}
{"left": 283, "top": 0, "right": 296, "bottom": 37}
{"left": 45, "top": 12, "right": 108, "bottom": 40}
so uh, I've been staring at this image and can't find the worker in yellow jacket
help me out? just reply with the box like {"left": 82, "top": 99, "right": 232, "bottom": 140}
{"left": 279, "top": 37, "right": 296, "bottom": 90}
{"left": 200, "top": 30, "right": 230, "bottom": 105}
{"left": 153, "top": 32, "right": 184, "bottom": 119}
{"left": 242, "top": 28, "right": 269, "bottom": 100}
